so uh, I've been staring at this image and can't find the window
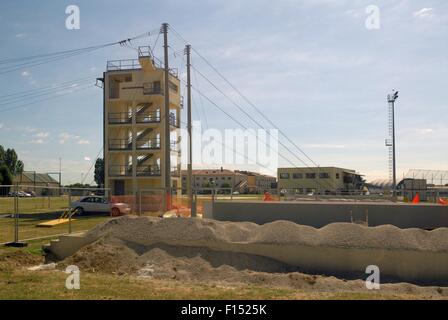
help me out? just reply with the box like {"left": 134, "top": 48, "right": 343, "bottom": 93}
{"left": 292, "top": 173, "right": 303, "bottom": 179}
{"left": 319, "top": 172, "right": 330, "bottom": 179}
{"left": 306, "top": 173, "right": 316, "bottom": 179}
{"left": 280, "top": 173, "right": 290, "bottom": 179}
{"left": 336, "top": 173, "right": 340, "bottom": 179}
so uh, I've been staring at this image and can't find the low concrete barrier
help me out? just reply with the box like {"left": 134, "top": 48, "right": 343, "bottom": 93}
{"left": 204, "top": 200, "right": 448, "bottom": 229}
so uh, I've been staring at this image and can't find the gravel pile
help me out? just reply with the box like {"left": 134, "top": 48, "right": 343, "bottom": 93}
{"left": 85, "top": 216, "right": 448, "bottom": 252}
{"left": 60, "top": 216, "right": 448, "bottom": 292}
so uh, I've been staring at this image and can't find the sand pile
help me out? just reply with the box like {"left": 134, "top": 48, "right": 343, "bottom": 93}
{"left": 61, "top": 216, "right": 448, "bottom": 288}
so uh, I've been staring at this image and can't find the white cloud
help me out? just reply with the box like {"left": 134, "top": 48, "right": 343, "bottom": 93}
{"left": 416, "top": 128, "right": 434, "bottom": 135}
{"left": 34, "top": 132, "right": 49, "bottom": 138}
{"left": 23, "top": 126, "right": 37, "bottom": 133}
{"left": 84, "top": 156, "right": 91, "bottom": 161}
{"left": 304, "top": 144, "right": 346, "bottom": 149}
{"left": 77, "top": 139, "right": 90, "bottom": 145}
{"left": 15, "top": 33, "right": 26, "bottom": 38}
{"left": 414, "top": 8, "right": 433, "bottom": 19}
{"left": 59, "top": 132, "right": 81, "bottom": 144}
{"left": 29, "top": 139, "right": 44, "bottom": 144}
{"left": 59, "top": 132, "right": 89, "bottom": 145}
{"left": 21, "top": 70, "right": 31, "bottom": 77}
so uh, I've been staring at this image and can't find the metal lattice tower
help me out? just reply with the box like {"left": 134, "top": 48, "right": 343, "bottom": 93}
{"left": 385, "top": 90, "right": 398, "bottom": 197}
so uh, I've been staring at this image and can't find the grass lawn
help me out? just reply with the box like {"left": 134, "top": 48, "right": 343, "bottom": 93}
{"left": 0, "top": 196, "right": 70, "bottom": 214}
{"left": 0, "top": 215, "right": 110, "bottom": 244}
{"left": 0, "top": 241, "right": 425, "bottom": 300}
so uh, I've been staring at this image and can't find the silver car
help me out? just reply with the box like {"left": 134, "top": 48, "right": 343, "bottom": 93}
{"left": 71, "top": 196, "right": 131, "bottom": 216}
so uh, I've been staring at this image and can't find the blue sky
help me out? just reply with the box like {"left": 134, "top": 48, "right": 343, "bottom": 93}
{"left": 0, "top": 0, "right": 446, "bottom": 184}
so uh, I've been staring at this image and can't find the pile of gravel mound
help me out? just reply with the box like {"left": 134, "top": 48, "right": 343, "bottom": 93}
{"left": 85, "top": 216, "right": 448, "bottom": 252}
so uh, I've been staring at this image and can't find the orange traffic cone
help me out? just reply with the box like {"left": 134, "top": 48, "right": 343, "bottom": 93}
{"left": 263, "top": 192, "right": 273, "bottom": 202}
{"left": 412, "top": 192, "right": 420, "bottom": 204}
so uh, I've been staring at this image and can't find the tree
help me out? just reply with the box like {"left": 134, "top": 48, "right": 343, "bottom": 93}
{"left": 0, "top": 165, "right": 13, "bottom": 195}
{"left": 0, "top": 145, "right": 24, "bottom": 192}
{"left": 2, "top": 148, "right": 23, "bottom": 175}
{"left": 94, "top": 158, "right": 104, "bottom": 187}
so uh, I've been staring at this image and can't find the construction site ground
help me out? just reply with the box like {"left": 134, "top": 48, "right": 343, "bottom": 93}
{"left": 1, "top": 217, "right": 448, "bottom": 300}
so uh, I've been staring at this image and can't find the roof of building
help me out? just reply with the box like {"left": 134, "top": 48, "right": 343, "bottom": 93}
{"left": 367, "top": 179, "right": 393, "bottom": 189}
{"left": 18, "top": 172, "right": 59, "bottom": 184}
{"left": 278, "top": 167, "right": 356, "bottom": 173}
{"left": 181, "top": 169, "right": 245, "bottom": 176}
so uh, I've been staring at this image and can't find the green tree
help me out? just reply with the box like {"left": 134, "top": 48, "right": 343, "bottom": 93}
{"left": 0, "top": 165, "right": 13, "bottom": 195}
{"left": 94, "top": 158, "right": 104, "bottom": 187}
{"left": 2, "top": 148, "right": 23, "bottom": 175}
{"left": 0, "top": 146, "right": 24, "bottom": 193}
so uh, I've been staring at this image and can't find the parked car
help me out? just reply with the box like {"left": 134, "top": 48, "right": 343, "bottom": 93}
{"left": 71, "top": 196, "right": 131, "bottom": 216}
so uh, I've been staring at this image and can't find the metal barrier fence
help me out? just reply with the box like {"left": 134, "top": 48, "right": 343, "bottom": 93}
{"left": 0, "top": 185, "right": 111, "bottom": 246}
{"left": 2, "top": 183, "right": 445, "bottom": 246}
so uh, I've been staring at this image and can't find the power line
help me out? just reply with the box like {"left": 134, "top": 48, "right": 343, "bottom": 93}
{"left": 0, "top": 75, "right": 95, "bottom": 100}
{"left": 0, "top": 84, "right": 94, "bottom": 113}
{"left": 179, "top": 78, "right": 314, "bottom": 191}
{"left": 170, "top": 26, "right": 340, "bottom": 192}
{"left": 189, "top": 65, "right": 337, "bottom": 193}
{"left": 0, "top": 28, "right": 160, "bottom": 75}
{"left": 0, "top": 78, "right": 95, "bottom": 105}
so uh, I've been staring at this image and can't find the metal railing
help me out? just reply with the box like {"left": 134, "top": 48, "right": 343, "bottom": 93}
{"left": 109, "top": 165, "right": 133, "bottom": 177}
{"left": 107, "top": 59, "right": 141, "bottom": 71}
{"left": 136, "top": 138, "right": 161, "bottom": 150}
{"left": 169, "top": 113, "right": 180, "bottom": 128}
{"left": 108, "top": 112, "right": 132, "bottom": 124}
{"left": 136, "top": 112, "right": 160, "bottom": 124}
{"left": 137, "top": 165, "right": 161, "bottom": 177}
{"left": 108, "top": 139, "right": 132, "bottom": 151}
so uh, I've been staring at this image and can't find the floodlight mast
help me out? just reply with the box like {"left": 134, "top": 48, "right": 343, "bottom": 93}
{"left": 387, "top": 90, "right": 399, "bottom": 200}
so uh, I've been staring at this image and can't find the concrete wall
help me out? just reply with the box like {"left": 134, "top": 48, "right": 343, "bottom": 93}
{"left": 204, "top": 201, "right": 448, "bottom": 229}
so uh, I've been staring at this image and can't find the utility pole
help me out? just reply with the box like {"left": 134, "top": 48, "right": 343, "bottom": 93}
{"left": 387, "top": 90, "right": 399, "bottom": 200}
{"left": 162, "top": 23, "right": 171, "bottom": 211}
{"left": 185, "top": 44, "right": 195, "bottom": 217}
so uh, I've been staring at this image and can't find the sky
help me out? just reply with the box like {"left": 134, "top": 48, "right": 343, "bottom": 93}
{"left": 0, "top": 0, "right": 446, "bottom": 184}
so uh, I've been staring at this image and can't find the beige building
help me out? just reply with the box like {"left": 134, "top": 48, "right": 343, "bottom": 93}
{"left": 235, "top": 170, "right": 277, "bottom": 193}
{"left": 181, "top": 168, "right": 247, "bottom": 193}
{"left": 181, "top": 168, "right": 276, "bottom": 194}
{"left": 103, "top": 47, "right": 181, "bottom": 195}
{"left": 277, "top": 167, "right": 364, "bottom": 194}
